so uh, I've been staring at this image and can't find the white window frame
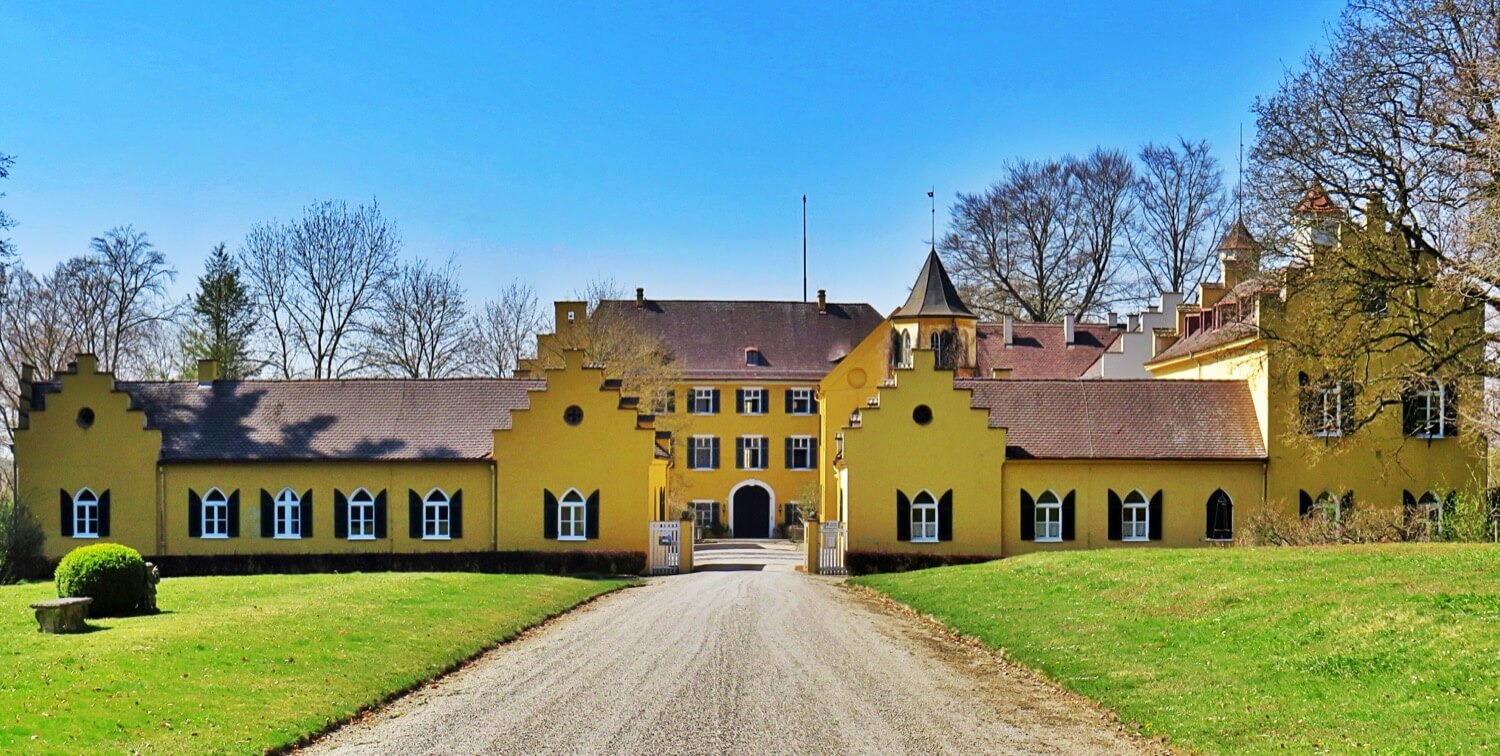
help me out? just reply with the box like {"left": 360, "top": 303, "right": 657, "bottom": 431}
{"left": 693, "top": 500, "right": 715, "bottom": 530}
{"left": 1035, "top": 490, "right": 1063, "bottom": 543}
{"left": 202, "top": 487, "right": 229, "bottom": 539}
{"left": 1121, "top": 490, "right": 1149, "bottom": 542}
{"left": 274, "top": 487, "right": 301, "bottom": 539}
{"left": 73, "top": 487, "right": 100, "bottom": 539}
{"left": 690, "top": 387, "right": 716, "bottom": 415}
{"left": 689, "top": 435, "right": 718, "bottom": 470}
{"left": 558, "top": 488, "right": 587, "bottom": 541}
{"left": 1314, "top": 490, "right": 1341, "bottom": 521}
{"left": 1414, "top": 385, "right": 1446, "bottom": 439}
{"left": 789, "top": 387, "right": 816, "bottom": 415}
{"left": 423, "top": 488, "right": 452, "bottom": 540}
{"left": 911, "top": 490, "right": 939, "bottom": 543}
{"left": 739, "top": 435, "right": 768, "bottom": 470}
{"left": 1315, "top": 384, "right": 1343, "bottom": 438}
{"left": 741, "top": 387, "right": 767, "bottom": 415}
{"left": 900, "top": 332, "right": 914, "bottom": 369}
{"left": 348, "top": 487, "right": 376, "bottom": 541}
{"left": 745, "top": 348, "right": 763, "bottom": 367}
{"left": 1417, "top": 491, "right": 1443, "bottom": 532}
{"left": 789, "top": 436, "right": 815, "bottom": 470}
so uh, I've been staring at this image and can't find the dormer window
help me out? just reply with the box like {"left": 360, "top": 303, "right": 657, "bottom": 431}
{"left": 745, "top": 348, "right": 765, "bottom": 367}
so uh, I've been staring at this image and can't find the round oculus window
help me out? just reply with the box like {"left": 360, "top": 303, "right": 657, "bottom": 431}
{"left": 564, "top": 405, "right": 584, "bottom": 426}
{"left": 77, "top": 407, "right": 96, "bottom": 429}
{"left": 912, "top": 404, "right": 933, "bottom": 426}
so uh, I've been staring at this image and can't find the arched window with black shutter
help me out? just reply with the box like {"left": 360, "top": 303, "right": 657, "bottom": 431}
{"left": 1206, "top": 489, "right": 1233, "bottom": 541}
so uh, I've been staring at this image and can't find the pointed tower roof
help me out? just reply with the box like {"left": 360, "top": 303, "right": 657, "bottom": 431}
{"left": 1218, "top": 218, "right": 1258, "bottom": 253}
{"left": 894, "top": 249, "right": 976, "bottom": 319}
{"left": 1294, "top": 180, "right": 1341, "bottom": 215}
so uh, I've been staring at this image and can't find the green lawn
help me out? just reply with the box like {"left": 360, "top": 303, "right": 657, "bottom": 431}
{"left": 856, "top": 544, "right": 1500, "bottom": 754}
{"left": 1, "top": 572, "right": 629, "bottom": 754}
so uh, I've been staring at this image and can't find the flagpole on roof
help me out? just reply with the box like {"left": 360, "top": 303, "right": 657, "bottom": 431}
{"left": 802, "top": 194, "right": 808, "bottom": 303}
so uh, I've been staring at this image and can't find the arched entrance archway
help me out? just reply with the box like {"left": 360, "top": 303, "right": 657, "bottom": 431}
{"left": 729, "top": 480, "right": 774, "bottom": 539}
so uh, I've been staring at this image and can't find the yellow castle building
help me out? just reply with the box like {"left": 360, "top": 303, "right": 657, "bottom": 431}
{"left": 12, "top": 191, "right": 1487, "bottom": 568}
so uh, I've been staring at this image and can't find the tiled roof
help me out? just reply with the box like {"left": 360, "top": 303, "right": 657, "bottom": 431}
{"left": 1295, "top": 182, "right": 1341, "bottom": 215}
{"left": 893, "top": 250, "right": 975, "bottom": 319}
{"left": 959, "top": 379, "right": 1266, "bottom": 460}
{"left": 1147, "top": 273, "right": 1279, "bottom": 365}
{"left": 1218, "top": 218, "right": 1258, "bottom": 252}
{"left": 113, "top": 379, "right": 541, "bottom": 461}
{"left": 974, "top": 322, "right": 1119, "bottom": 378}
{"left": 597, "top": 299, "right": 885, "bottom": 380}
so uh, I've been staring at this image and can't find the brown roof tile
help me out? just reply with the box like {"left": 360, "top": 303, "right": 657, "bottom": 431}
{"left": 958, "top": 379, "right": 1266, "bottom": 460}
{"left": 975, "top": 322, "right": 1119, "bottom": 379}
{"left": 116, "top": 379, "right": 541, "bottom": 461}
{"left": 597, "top": 299, "right": 885, "bottom": 380}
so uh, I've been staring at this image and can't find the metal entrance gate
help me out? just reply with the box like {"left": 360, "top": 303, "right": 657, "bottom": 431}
{"left": 648, "top": 521, "right": 681, "bottom": 575}
{"left": 819, "top": 521, "right": 847, "bottom": 575}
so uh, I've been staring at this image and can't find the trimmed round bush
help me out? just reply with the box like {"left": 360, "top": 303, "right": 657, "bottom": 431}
{"left": 55, "top": 544, "right": 147, "bottom": 616}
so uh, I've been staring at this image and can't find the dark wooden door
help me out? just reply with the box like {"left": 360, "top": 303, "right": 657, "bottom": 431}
{"left": 732, "top": 485, "right": 771, "bottom": 538}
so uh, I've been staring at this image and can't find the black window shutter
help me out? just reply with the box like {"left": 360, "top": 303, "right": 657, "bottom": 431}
{"left": 1340, "top": 382, "right": 1357, "bottom": 436}
{"left": 228, "top": 490, "right": 241, "bottom": 538}
{"left": 811, "top": 393, "right": 819, "bottom": 413}
{"left": 711, "top": 502, "right": 721, "bottom": 529}
{"left": 686, "top": 391, "right": 696, "bottom": 415}
{"left": 785, "top": 389, "right": 794, "bottom": 414}
{"left": 1204, "top": 493, "right": 1215, "bottom": 539}
{"left": 711, "top": 437, "right": 720, "bottom": 470}
{"left": 784, "top": 438, "right": 794, "bottom": 469}
{"left": 937, "top": 490, "right": 953, "bottom": 542}
{"left": 735, "top": 389, "right": 745, "bottom": 414}
{"left": 1402, "top": 390, "right": 1422, "bottom": 436}
{"left": 1061, "top": 491, "right": 1075, "bottom": 541}
{"left": 334, "top": 489, "right": 348, "bottom": 539}
{"left": 189, "top": 489, "right": 203, "bottom": 538}
{"left": 1402, "top": 490, "right": 1416, "bottom": 521}
{"left": 1299, "top": 490, "right": 1313, "bottom": 518}
{"left": 1341, "top": 490, "right": 1354, "bottom": 516}
{"left": 409, "top": 490, "right": 422, "bottom": 538}
{"left": 59, "top": 490, "right": 73, "bottom": 537}
{"left": 895, "top": 491, "right": 911, "bottom": 542}
{"left": 1020, "top": 490, "right": 1035, "bottom": 541}
{"left": 711, "top": 389, "right": 720, "bottom": 413}
{"left": 261, "top": 490, "right": 274, "bottom": 538}
{"left": 543, "top": 490, "right": 558, "bottom": 539}
{"left": 98, "top": 490, "right": 111, "bottom": 537}
{"left": 374, "top": 490, "right": 388, "bottom": 539}
{"left": 685, "top": 437, "right": 697, "bottom": 469}
{"left": 300, "top": 490, "right": 313, "bottom": 537}
{"left": 585, "top": 490, "right": 600, "bottom": 539}
{"left": 735, "top": 437, "right": 746, "bottom": 470}
{"left": 451, "top": 491, "right": 464, "bottom": 539}
{"left": 1297, "top": 372, "right": 1315, "bottom": 434}
{"left": 1107, "top": 490, "right": 1121, "bottom": 541}
{"left": 1148, "top": 490, "right": 1163, "bottom": 541}
{"left": 1444, "top": 382, "right": 1459, "bottom": 435}
{"left": 809, "top": 438, "right": 818, "bottom": 466}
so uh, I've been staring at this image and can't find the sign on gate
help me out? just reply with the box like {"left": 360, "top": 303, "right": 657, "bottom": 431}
{"left": 819, "top": 521, "right": 847, "bottom": 575}
{"left": 648, "top": 521, "right": 680, "bottom": 575}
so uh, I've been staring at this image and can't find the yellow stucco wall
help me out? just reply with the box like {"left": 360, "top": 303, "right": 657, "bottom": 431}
{"left": 818, "top": 321, "right": 889, "bottom": 522}
{"left": 14, "top": 355, "right": 164, "bottom": 560}
{"left": 495, "top": 349, "right": 658, "bottom": 552}
{"left": 1001, "top": 460, "right": 1266, "bottom": 555}
{"left": 839, "top": 349, "right": 1007, "bottom": 556}
{"left": 161, "top": 461, "right": 495, "bottom": 555}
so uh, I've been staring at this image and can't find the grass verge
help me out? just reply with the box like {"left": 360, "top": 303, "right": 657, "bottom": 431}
{"left": 2, "top": 572, "right": 629, "bottom": 754}
{"left": 855, "top": 544, "right": 1500, "bottom": 753}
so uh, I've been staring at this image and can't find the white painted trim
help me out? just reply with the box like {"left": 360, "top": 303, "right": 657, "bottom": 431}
{"left": 789, "top": 386, "right": 817, "bottom": 415}
{"left": 910, "top": 489, "right": 939, "bottom": 543}
{"left": 739, "top": 386, "right": 768, "bottom": 415}
{"left": 1122, "top": 489, "right": 1149, "bottom": 542}
{"left": 727, "top": 479, "right": 776, "bottom": 539}
{"left": 788, "top": 435, "right": 816, "bottom": 470}
{"left": 557, "top": 488, "right": 587, "bottom": 540}
{"left": 1034, "top": 489, "right": 1063, "bottom": 543}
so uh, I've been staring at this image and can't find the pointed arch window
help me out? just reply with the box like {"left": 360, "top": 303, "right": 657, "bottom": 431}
{"left": 202, "top": 488, "right": 230, "bottom": 539}
{"left": 1035, "top": 490, "right": 1063, "bottom": 543}
{"left": 274, "top": 488, "right": 302, "bottom": 539}
{"left": 1121, "top": 490, "right": 1149, "bottom": 542}
{"left": 1417, "top": 491, "right": 1442, "bottom": 530}
{"left": 910, "top": 491, "right": 939, "bottom": 543}
{"left": 559, "top": 489, "right": 587, "bottom": 541}
{"left": 349, "top": 488, "right": 377, "bottom": 540}
{"left": 73, "top": 488, "right": 101, "bottom": 538}
{"left": 1315, "top": 490, "right": 1341, "bottom": 520}
{"left": 423, "top": 489, "right": 452, "bottom": 540}
{"left": 931, "top": 329, "right": 957, "bottom": 369}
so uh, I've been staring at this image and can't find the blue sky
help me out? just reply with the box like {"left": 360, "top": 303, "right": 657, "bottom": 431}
{"left": 1, "top": 1, "right": 1343, "bottom": 311}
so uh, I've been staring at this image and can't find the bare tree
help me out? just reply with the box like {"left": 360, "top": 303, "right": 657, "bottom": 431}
{"left": 87, "top": 226, "right": 177, "bottom": 373}
{"left": 472, "top": 279, "right": 544, "bottom": 377}
{"left": 1130, "top": 138, "right": 1229, "bottom": 298}
{"left": 940, "top": 154, "right": 1132, "bottom": 321}
{"left": 364, "top": 257, "right": 474, "bottom": 378}
{"left": 1247, "top": 0, "right": 1499, "bottom": 434}
{"left": 240, "top": 200, "right": 399, "bottom": 378}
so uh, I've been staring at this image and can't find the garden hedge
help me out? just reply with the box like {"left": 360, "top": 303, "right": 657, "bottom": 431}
{"left": 55, "top": 543, "right": 149, "bottom": 616}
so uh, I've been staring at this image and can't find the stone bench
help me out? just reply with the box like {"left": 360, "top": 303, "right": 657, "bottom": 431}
{"left": 31, "top": 597, "right": 93, "bottom": 634}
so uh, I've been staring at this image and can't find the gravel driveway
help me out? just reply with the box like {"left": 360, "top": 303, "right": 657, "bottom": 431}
{"left": 308, "top": 560, "right": 1148, "bottom": 755}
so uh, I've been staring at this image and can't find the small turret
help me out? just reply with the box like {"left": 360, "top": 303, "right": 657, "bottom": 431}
{"left": 1217, "top": 218, "right": 1260, "bottom": 289}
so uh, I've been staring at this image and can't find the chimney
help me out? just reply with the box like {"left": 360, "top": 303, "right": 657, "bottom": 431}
{"left": 635, "top": 287, "right": 645, "bottom": 308}
{"left": 1128, "top": 313, "right": 1140, "bottom": 332}
{"left": 1063, "top": 314, "right": 1076, "bottom": 346}
{"left": 817, "top": 289, "right": 827, "bottom": 315}
{"left": 1002, "top": 315, "right": 1014, "bottom": 346}
{"left": 197, "top": 359, "right": 220, "bottom": 387}
{"left": 1106, "top": 312, "right": 1118, "bottom": 329}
